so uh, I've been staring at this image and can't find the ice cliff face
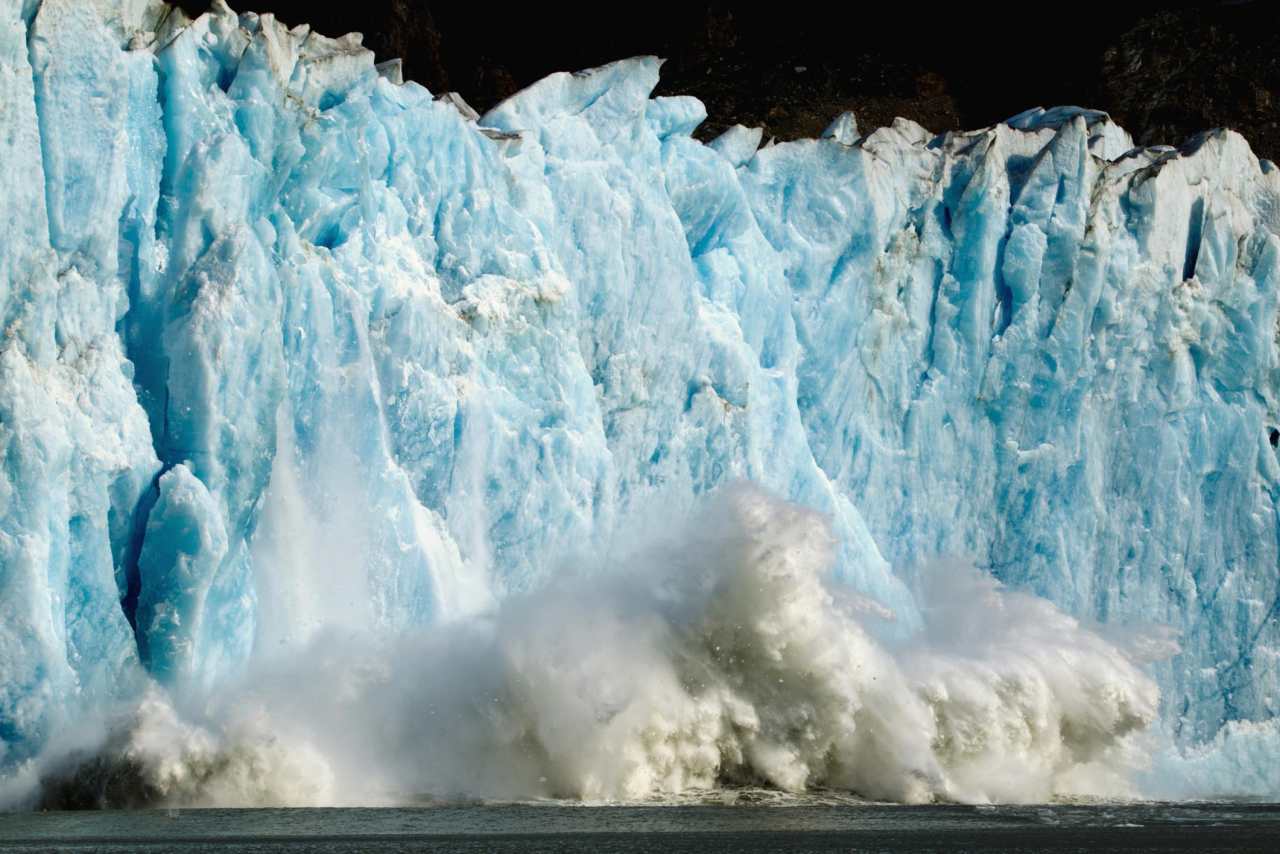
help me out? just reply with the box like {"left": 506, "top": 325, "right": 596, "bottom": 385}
{"left": 0, "top": 0, "right": 1277, "bottom": 798}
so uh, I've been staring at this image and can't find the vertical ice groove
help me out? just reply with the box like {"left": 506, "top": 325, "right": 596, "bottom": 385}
{"left": 23, "top": 1, "right": 53, "bottom": 264}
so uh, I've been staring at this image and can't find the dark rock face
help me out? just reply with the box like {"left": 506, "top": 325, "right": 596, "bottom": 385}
{"left": 176, "top": 2, "right": 1280, "bottom": 160}
{"left": 1101, "top": 7, "right": 1280, "bottom": 161}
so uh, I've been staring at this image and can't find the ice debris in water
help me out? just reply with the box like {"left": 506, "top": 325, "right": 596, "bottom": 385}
{"left": 0, "top": 0, "right": 1278, "bottom": 802}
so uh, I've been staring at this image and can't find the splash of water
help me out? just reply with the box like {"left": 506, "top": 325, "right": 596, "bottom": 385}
{"left": 30, "top": 484, "right": 1161, "bottom": 807}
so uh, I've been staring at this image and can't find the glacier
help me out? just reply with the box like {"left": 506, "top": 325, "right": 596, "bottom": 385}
{"left": 0, "top": 0, "right": 1278, "bottom": 803}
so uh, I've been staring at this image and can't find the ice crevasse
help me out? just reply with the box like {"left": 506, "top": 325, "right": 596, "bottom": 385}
{"left": 0, "top": 0, "right": 1279, "bottom": 801}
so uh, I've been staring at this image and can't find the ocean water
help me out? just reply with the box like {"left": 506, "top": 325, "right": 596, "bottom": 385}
{"left": 1, "top": 802, "right": 1278, "bottom": 853}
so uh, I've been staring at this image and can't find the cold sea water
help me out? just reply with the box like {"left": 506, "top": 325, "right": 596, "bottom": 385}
{"left": 2, "top": 800, "right": 1279, "bottom": 853}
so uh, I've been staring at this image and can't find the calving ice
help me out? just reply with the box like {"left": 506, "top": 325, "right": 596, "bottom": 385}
{"left": 0, "top": 0, "right": 1276, "bottom": 805}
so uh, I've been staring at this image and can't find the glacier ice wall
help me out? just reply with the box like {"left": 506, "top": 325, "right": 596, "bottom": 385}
{"left": 0, "top": 0, "right": 1277, "bottom": 794}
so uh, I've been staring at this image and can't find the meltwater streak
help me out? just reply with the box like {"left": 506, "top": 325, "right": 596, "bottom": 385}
{"left": 31, "top": 485, "right": 1161, "bottom": 808}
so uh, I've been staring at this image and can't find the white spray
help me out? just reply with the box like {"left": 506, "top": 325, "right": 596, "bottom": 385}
{"left": 28, "top": 483, "right": 1163, "bottom": 806}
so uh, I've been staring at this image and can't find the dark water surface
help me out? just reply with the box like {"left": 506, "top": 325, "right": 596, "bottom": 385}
{"left": 2, "top": 803, "right": 1279, "bottom": 853}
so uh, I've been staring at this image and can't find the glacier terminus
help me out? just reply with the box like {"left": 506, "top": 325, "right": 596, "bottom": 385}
{"left": 0, "top": 0, "right": 1278, "bottom": 806}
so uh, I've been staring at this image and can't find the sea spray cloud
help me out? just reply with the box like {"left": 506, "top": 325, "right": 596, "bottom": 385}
{"left": 32, "top": 485, "right": 1160, "bottom": 806}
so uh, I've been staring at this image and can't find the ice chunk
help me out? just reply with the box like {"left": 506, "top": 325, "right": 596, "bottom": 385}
{"left": 436, "top": 91, "right": 478, "bottom": 121}
{"left": 710, "top": 124, "right": 764, "bottom": 167}
{"left": 136, "top": 466, "right": 227, "bottom": 685}
{"left": 1006, "top": 105, "right": 1134, "bottom": 160}
{"left": 822, "top": 111, "right": 859, "bottom": 145}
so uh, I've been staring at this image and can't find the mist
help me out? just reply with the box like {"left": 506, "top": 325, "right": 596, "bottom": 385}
{"left": 15, "top": 483, "right": 1170, "bottom": 808}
